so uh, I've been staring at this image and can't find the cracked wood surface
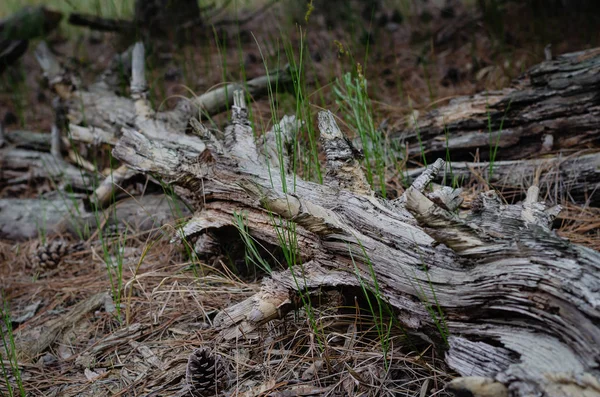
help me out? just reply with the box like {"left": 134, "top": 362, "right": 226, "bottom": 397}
{"left": 405, "top": 151, "right": 600, "bottom": 205}
{"left": 392, "top": 47, "right": 600, "bottom": 163}
{"left": 110, "top": 44, "right": 600, "bottom": 396}
{"left": 22, "top": 40, "right": 600, "bottom": 396}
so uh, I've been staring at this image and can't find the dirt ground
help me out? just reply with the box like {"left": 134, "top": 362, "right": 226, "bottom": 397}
{"left": 1, "top": 1, "right": 600, "bottom": 396}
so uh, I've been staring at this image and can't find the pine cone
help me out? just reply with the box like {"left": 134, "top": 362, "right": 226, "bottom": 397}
{"left": 29, "top": 240, "right": 84, "bottom": 274}
{"left": 186, "top": 348, "right": 228, "bottom": 396}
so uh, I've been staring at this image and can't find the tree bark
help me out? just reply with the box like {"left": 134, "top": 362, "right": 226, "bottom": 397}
{"left": 35, "top": 41, "right": 291, "bottom": 142}
{"left": 0, "top": 194, "right": 189, "bottom": 241}
{"left": 405, "top": 151, "right": 600, "bottom": 205}
{"left": 108, "top": 43, "right": 600, "bottom": 397}
{"left": 391, "top": 47, "right": 600, "bottom": 163}
{"left": 0, "top": 41, "right": 290, "bottom": 240}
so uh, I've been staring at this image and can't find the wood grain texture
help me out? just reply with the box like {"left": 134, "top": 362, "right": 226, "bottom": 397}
{"left": 392, "top": 48, "right": 600, "bottom": 163}
{"left": 114, "top": 98, "right": 600, "bottom": 396}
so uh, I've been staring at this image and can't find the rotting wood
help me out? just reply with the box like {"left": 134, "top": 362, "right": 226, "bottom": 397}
{"left": 67, "top": 13, "right": 135, "bottom": 34}
{"left": 405, "top": 151, "right": 600, "bottom": 204}
{"left": 35, "top": 40, "right": 292, "bottom": 141}
{"left": 89, "top": 164, "right": 138, "bottom": 209}
{"left": 116, "top": 102, "right": 600, "bottom": 395}
{"left": 391, "top": 47, "right": 600, "bottom": 163}
{"left": 0, "top": 147, "right": 95, "bottom": 191}
{"left": 108, "top": 43, "right": 600, "bottom": 397}
{"left": 2, "top": 129, "right": 53, "bottom": 151}
{"left": 69, "top": 0, "right": 200, "bottom": 37}
{"left": 0, "top": 194, "right": 190, "bottom": 240}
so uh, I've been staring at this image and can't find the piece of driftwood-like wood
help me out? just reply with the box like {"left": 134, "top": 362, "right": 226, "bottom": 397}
{"left": 111, "top": 46, "right": 600, "bottom": 396}
{"left": 67, "top": 13, "right": 135, "bottom": 33}
{"left": 392, "top": 47, "right": 600, "bottom": 163}
{"left": 0, "top": 194, "right": 190, "bottom": 240}
{"left": 69, "top": 0, "right": 201, "bottom": 36}
{"left": 405, "top": 151, "right": 600, "bottom": 204}
{"left": 89, "top": 164, "right": 138, "bottom": 209}
{"left": 35, "top": 40, "right": 292, "bottom": 143}
{"left": 3, "top": 129, "right": 52, "bottom": 151}
{"left": 115, "top": 98, "right": 600, "bottom": 395}
{"left": 0, "top": 147, "right": 95, "bottom": 191}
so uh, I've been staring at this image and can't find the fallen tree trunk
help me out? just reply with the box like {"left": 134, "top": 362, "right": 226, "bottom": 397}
{"left": 35, "top": 40, "right": 292, "bottom": 141}
{"left": 1, "top": 129, "right": 52, "bottom": 151}
{"left": 108, "top": 43, "right": 600, "bottom": 396}
{"left": 405, "top": 151, "right": 600, "bottom": 205}
{"left": 392, "top": 47, "right": 600, "bottom": 163}
{"left": 0, "top": 194, "right": 189, "bottom": 240}
{"left": 0, "top": 147, "right": 95, "bottom": 191}
{"left": 0, "top": 42, "right": 290, "bottom": 239}
{"left": 67, "top": 13, "right": 135, "bottom": 34}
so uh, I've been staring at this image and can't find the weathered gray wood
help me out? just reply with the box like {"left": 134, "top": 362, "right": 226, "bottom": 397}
{"left": 89, "top": 164, "right": 137, "bottom": 209}
{"left": 15, "top": 292, "right": 109, "bottom": 360}
{"left": 406, "top": 152, "right": 600, "bottom": 205}
{"left": 0, "top": 197, "right": 76, "bottom": 240}
{"left": 35, "top": 40, "right": 292, "bottom": 143}
{"left": 16, "top": 40, "right": 592, "bottom": 396}
{"left": 0, "top": 194, "right": 190, "bottom": 240}
{"left": 3, "top": 129, "right": 51, "bottom": 151}
{"left": 0, "top": 147, "right": 95, "bottom": 191}
{"left": 110, "top": 44, "right": 600, "bottom": 396}
{"left": 260, "top": 114, "right": 301, "bottom": 174}
{"left": 113, "top": 105, "right": 600, "bottom": 396}
{"left": 392, "top": 47, "right": 600, "bottom": 163}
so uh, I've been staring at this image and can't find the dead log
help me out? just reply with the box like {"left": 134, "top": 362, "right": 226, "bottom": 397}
{"left": 68, "top": 0, "right": 281, "bottom": 37}
{"left": 67, "top": 13, "right": 135, "bottom": 34}
{"left": 108, "top": 43, "right": 600, "bottom": 396}
{"left": 406, "top": 151, "right": 600, "bottom": 205}
{"left": 0, "top": 147, "right": 95, "bottom": 191}
{"left": 35, "top": 41, "right": 291, "bottom": 142}
{"left": 392, "top": 47, "right": 600, "bottom": 163}
{"left": 0, "top": 194, "right": 190, "bottom": 241}
{"left": 3, "top": 40, "right": 283, "bottom": 240}
{"left": 2, "top": 129, "right": 52, "bottom": 151}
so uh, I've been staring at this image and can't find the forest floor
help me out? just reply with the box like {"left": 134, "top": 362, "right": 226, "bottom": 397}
{"left": 1, "top": 1, "right": 600, "bottom": 396}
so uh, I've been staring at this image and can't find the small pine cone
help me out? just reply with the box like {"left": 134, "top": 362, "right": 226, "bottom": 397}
{"left": 186, "top": 348, "right": 229, "bottom": 396}
{"left": 29, "top": 240, "right": 84, "bottom": 274}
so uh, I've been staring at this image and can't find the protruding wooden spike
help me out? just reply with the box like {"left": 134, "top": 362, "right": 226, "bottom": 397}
{"left": 261, "top": 115, "right": 301, "bottom": 173}
{"left": 223, "top": 90, "right": 258, "bottom": 163}
{"left": 394, "top": 158, "right": 445, "bottom": 208}
{"left": 130, "top": 42, "right": 147, "bottom": 96}
{"left": 189, "top": 118, "right": 224, "bottom": 153}
{"left": 130, "top": 42, "right": 153, "bottom": 119}
{"left": 50, "top": 124, "right": 62, "bottom": 159}
{"left": 318, "top": 110, "right": 371, "bottom": 195}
